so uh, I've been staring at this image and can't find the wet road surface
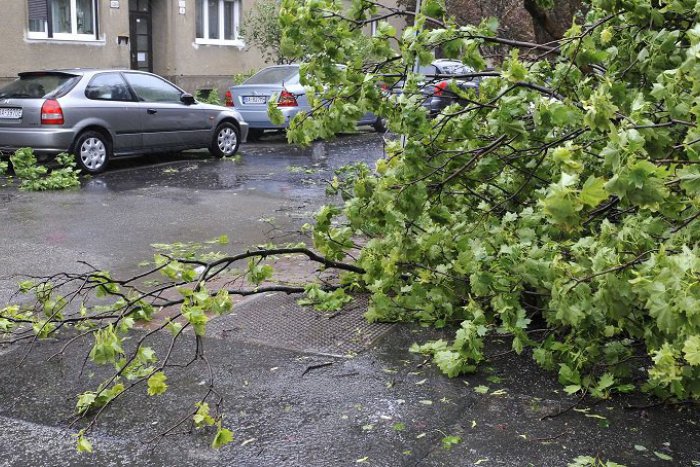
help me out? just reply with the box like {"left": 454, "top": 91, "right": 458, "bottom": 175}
{"left": 0, "top": 133, "right": 699, "bottom": 466}
{"left": 0, "top": 132, "right": 384, "bottom": 301}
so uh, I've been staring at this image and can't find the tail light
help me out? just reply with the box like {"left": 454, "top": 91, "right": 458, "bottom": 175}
{"left": 434, "top": 81, "right": 449, "bottom": 97}
{"left": 41, "top": 99, "right": 64, "bottom": 125}
{"left": 277, "top": 89, "right": 298, "bottom": 107}
{"left": 224, "top": 90, "right": 233, "bottom": 107}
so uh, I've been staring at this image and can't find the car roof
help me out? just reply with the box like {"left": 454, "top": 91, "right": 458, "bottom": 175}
{"left": 17, "top": 69, "right": 157, "bottom": 78}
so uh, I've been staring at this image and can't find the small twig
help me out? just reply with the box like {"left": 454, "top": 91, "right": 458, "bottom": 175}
{"left": 301, "top": 361, "right": 334, "bottom": 377}
{"left": 533, "top": 430, "right": 570, "bottom": 442}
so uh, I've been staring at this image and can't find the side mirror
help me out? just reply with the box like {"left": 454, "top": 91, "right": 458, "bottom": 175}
{"left": 181, "top": 93, "right": 196, "bottom": 105}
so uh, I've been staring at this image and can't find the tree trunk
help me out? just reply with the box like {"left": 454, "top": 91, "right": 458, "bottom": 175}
{"left": 523, "top": 0, "right": 583, "bottom": 43}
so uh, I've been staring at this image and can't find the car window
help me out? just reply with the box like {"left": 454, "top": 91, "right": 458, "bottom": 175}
{"left": 0, "top": 73, "right": 79, "bottom": 99}
{"left": 85, "top": 73, "right": 134, "bottom": 101}
{"left": 417, "top": 65, "right": 439, "bottom": 77}
{"left": 244, "top": 66, "right": 299, "bottom": 85}
{"left": 438, "top": 63, "right": 473, "bottom": 75}
{"left": 123, "top": 73, "right": 183, "bottom": 103}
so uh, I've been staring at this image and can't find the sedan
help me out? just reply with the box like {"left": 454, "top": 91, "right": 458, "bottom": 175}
{"left": 0, "top": 69, "right": 248, "bottom": 173}
{"left": 226, "top": 65, "right": 385, "bottom": 140}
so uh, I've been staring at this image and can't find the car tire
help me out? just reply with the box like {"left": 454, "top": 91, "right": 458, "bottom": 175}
{"left": 72, "top": 130, "right": 111, "bottom": 174}
{"left": 247, "top": 128, "right": 264, "bottom": 142}
{"left": 211, "top": 121, "right": 240, "bottom": 158}
{"left": 373, "top": 117, "right": 387, "bottom": 134}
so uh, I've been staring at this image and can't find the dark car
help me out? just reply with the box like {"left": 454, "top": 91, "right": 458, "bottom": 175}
{"left": 419, "top": 60, "right": 481, "bottom": 115}
{"left": 0, "top": 69, "right": 249, "bottom": 173}
{"left": 386, "top": 59, "right": 481, "bottom": 115}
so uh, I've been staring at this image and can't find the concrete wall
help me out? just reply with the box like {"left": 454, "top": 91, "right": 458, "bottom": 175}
{"left": 0, "top": 0, "right": 130, "bottom": 85}
{"left": 0, "top": 0, "right": 266, "bottom": 95}
{"left": 153, "top": 0, "right": 267, "bottom": 98}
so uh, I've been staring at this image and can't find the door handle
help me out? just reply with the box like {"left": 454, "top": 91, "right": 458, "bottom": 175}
{"left": 147, "top": 108, "right": 157, "bottom": 114}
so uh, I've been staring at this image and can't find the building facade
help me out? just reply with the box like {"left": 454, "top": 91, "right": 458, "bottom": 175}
{"left": 1, "top": 0, "right": 268, "bottom": 96}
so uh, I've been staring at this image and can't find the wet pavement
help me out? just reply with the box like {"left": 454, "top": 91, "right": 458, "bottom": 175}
{"left": 0, "top": 133, "right": 699, "bottom": 466}
{"left": 0, "top": 132, "right": 384, "bottom": 301}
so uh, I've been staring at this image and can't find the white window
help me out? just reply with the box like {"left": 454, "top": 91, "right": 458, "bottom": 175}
{"left": 195, "top": 0, "right": 243, "bottom": 47}
{"left": 27, "top": 0, "right": 98, "bottom": 41}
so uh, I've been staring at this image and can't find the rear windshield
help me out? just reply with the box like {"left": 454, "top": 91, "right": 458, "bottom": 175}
{"left": 244, "top": 66, "right": 299, "bottom": 85}
{"left": 0, "top": 74, "right": 79, "bottom": 99}
{"left": 437, "top": 63, "right": 473, "bottom": 75}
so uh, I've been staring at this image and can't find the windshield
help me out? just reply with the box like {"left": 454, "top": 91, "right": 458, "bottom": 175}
{"left": 0, "top": 74, "right": 79, "bottom": 99}
{"left": 244, "top": 66, "right": 299, "bottom": 85}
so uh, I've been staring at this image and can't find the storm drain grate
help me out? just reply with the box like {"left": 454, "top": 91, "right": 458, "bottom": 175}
{"left": 206, "top": 293, "right": 394, "bottom": 357}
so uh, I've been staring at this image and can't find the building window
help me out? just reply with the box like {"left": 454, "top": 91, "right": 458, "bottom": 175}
{"left": 195, "top": 0, "right": 243, "bottom": 46}
{"left": 27, "top": 0, "right": 98, "bottom": 41}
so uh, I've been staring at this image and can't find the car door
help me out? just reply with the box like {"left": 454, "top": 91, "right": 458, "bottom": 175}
{"left": 82, "top": 72, "right": 143, "bottom": 154}
{"left": 122, "top": 72, "right": 208, "bottom": 150}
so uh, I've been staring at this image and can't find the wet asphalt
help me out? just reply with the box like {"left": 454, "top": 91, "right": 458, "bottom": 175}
{"left": 0, "top": 132, "right": 699, "bottom": 466}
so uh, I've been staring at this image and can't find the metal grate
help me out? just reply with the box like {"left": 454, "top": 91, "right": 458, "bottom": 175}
{"left": 206, "top": 293, "right": 393, "bottom": 357}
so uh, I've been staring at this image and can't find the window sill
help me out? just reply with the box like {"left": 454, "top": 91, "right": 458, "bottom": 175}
{"left": 26, "top": 33, "right": 104, "bottom": 44}
{"left": 194, "top": 38, "right": 245, "bottom": 48}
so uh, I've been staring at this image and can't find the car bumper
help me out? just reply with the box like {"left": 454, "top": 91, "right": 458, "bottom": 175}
{"left": 236, "top": 107, "right": 301, "bottom": 129}
{"left": 239, "top": 121, "right": 249, "bottom": 142}
{"left": 0, "top": 127, "right": 75, "bottom": 156}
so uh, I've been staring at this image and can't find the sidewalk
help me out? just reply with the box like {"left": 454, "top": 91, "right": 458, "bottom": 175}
{"left": 0, "top": 293, "right": 698, "bottom": 466}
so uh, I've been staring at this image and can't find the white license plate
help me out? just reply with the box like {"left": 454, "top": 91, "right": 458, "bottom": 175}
{"left": 0, "top": 107, "right": 22, "bottom": 119}
{"left": 242, "top": 96, "right": 267, "bottom": 104}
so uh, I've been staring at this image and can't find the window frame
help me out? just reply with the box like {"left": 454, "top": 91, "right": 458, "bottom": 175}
{"left": 27, "top": 0, "right": 100, "bottom": 42}
{"left": 195, "top": 0, "right": 244, "bottom": 47}
{"left": 84, "top": 72, "right": 136, "bottom": 102}
{"left": 122, "top": 72, "right": 186, "bottom": 104}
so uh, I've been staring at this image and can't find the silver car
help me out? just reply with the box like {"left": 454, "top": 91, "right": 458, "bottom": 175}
{"left": 226, "top": 65, "right": 384, "bottom": 140}
{"left": 0, "top": 69, "right": 248, "bottom": 173}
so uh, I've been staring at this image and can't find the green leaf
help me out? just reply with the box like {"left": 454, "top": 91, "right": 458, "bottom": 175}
{"left": 683, "top": 336, "right": 700, "bottom": 366}
{"left": 580, "top": 176, "right": 608, "bottom": 207}
{"left": 433, "top": 350, "right": 467, "bottom": 377}
{"left": 194, "top": 402, "right": 216, "bottom": 428}
{"left": 441, "top": 435, "right": 462, "bottom": 450}
{"left": 212, "top": 423, "right": 234, "bottom": 449}
{"left": 76, "top": 434, "right": 93, "bottom": 453}
{"left": 654, "top": 451, "right": 673, "bottom": 461}
{"left": 147, "top": 371, "right": 168, "bottom": 396}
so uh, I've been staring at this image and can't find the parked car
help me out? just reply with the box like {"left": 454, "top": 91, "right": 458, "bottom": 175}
{"left": 226, "top": 64, "right": 385, "bottom": 140}
{"left": 386, "top": 59, "right": 481, "bottom": 115}
{"left": 0, "top": 69, "right": 248, "bottom": 173}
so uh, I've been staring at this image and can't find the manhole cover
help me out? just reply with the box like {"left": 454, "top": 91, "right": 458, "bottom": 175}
{"left": 207, "top": 293, "right": 393, "bottom": 357}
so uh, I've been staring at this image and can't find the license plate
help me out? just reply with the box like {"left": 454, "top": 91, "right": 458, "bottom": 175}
{"left": 0, "top": 107, "right": 22, "bottom": 119}
{"left": 242, "top": 96, "right": 267, "bottom": 105}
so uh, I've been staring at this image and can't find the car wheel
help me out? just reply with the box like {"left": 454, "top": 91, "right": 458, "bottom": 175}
{"left": 373, "top": 117, "right": 387, "bottom": 134}
{"left": 211, "top": 122, "right": 240, "bottom": 158}
{"left": 73, "top": 130, "right": 111, "bottom": 174}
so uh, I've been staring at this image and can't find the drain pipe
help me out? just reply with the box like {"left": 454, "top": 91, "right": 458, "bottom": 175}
{"left": 400, "top": 0, "right": 423, "bottom": 149}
